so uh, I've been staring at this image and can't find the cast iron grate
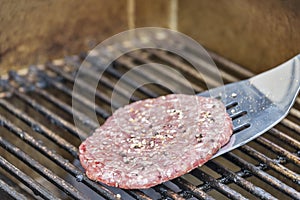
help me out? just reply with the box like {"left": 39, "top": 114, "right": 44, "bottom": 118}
{"left": 0, "top": 41, "right": 299, "bottom": 200}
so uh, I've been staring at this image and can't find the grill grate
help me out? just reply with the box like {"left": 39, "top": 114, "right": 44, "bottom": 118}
{"left": 0, "top": 42, "right": 299, "bottom": 200}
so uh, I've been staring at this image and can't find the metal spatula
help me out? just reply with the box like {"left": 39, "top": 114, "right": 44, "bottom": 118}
{"left": 199, "top": 54, "right": 300, "bottom": 159}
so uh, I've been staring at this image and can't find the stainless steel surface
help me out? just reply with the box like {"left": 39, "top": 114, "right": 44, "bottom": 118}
{"left": 203, "top": 54, "right": 300, "bottom": 158}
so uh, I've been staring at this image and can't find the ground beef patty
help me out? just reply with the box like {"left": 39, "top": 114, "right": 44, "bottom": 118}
{"left": 79, "top": 94, "right": 233, "bottom": 189}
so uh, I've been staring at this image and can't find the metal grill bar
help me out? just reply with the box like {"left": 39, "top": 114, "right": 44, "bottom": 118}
{"left": 290, "top": 108, "right": 300, "bottom": 119}
{"left": 153, "top": 185, "right": 185, "bottom": 200}
{"left": 11, "top": 69, "right": 99, "bottom": 129}
{"left": 296, "top": 98, "right": 300, "bottom": 105}
{"left": 116, "top": 54, "right": 204, "bottom": 92}
{"left": 240, "top": 145, "right": 300, "bottom": 184}
{"left": 0, "top": 114, "right": 118, "bottom": 199}
{"left": 12, "top": 71, "right": 99, "bottom": 130}
{"left": 190, "top": 169, "right": 247, "bottom": 200}
{"left": 225, "top": 152, "right": 300, "bottom": 199}
{"left": 47, "top": 62, "right": 138, "bottom": 103}
{"left": 0, "top": 178, "right": 27, "bottom": 200}
{"left": 125, "top": 190, "right": 153, "bottom": 200}
{"left": 83, "top": 54, "right": 203, "bottom": 101}
{"left": 0, "top": 98, "right": 78, "bottom": 157}
{"left": 49, "top": 61, "right": 140, "bottom": 103}
{"left": 268, "top": 128, "right": 300, "bottom": 150}
{"left": 172, "top": 178, "right": 215, "bottom": 200}
{"left": 281, "top": 118, "right": 300, "bottom": 134}
{"left": 146, "top": 49, "right": 238, "bottom": 85}
{"left": 0, "top": 156, "right": 57, "bottom": 200}
{"left": 8, "top": 71, "right": 98, "bottom": 131}
{"left": 127, "top": 39, "right": 236, "bottom": 87}
{"left": 39, "top": 72, "right": 111, "bottom": 119}
{"left": 115, "top": 56, "right": 175, "bottom": 94}
{"left": 0, "top": 136, "right": 86, "bottom": 200}
{"left": 41, "top": 74, "right": 111, "bottom": 118}
{"left": 82, "top": 55, "right": 159, "bottom": 98}
{"left": 7, "top": 83, "right": 87, "bottom": 139}
{"left": 207, "top": 50, "right": 254, "bottom": 79}
{"left": 156, "top": 178, "right": 206, "bottom": 198}
{"left": 256, "top": 137, "right": 300, "bottom": 167}
{"left": 34, "top": 84, "right": 99, "bottom": 130}
{"left": 9, "top": 70, "right": 110, "bottom": 124}
{"left": 206, "top": 160, "right": 277, "bottom": 200}
{"left": 46, "top": 62, "right": 141, "bottom": 108}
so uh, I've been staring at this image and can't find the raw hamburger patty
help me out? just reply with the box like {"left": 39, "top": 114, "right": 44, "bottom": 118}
{"left": 79, "top": 94, "right": 233, "bottom": 189}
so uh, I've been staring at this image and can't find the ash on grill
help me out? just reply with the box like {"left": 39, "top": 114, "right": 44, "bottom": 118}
{"left": 0, "top": 40, "right": 299, "bottom": 200}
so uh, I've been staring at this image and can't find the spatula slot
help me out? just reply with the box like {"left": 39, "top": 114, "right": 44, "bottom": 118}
{"left": 233, "top": 123, "right": 250, "bottom": 134}
{"left": 226, "top": 101, "right": 238, "bottom": 110}
{"left": 230, "top": 110, "right": 247, "bottom": 120}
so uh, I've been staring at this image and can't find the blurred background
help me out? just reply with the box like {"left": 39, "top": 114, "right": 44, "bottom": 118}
{"left": 1, "top": 0, "right": 300, "bottom": 74}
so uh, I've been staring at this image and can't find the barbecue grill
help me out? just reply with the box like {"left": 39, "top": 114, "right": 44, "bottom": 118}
{"left": 0, "top": 35, "right": 299, "bottom": 200}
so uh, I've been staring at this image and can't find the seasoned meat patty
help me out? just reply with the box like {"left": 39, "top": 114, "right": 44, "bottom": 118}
{"left": 79, "top": 94, "right": 233, "bottom": 189}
